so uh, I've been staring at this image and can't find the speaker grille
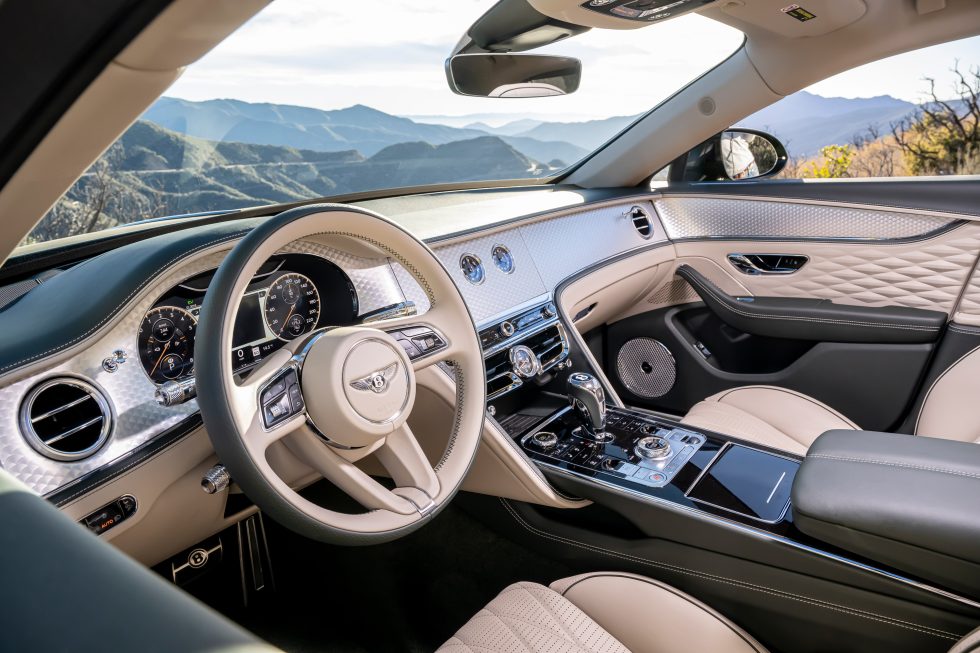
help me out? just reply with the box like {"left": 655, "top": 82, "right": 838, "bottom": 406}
{"left": 616, "top": 338, "right": 676, "bottom": 398}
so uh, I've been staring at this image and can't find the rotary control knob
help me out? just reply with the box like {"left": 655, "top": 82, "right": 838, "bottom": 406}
{"left": 531, "top": 431, "right": 559, "bottom": 450}
{"left": 635, "top": 436, "right": 671, "bottom": 460}
{"left": 543, "top": 303, "right": 557, "bottom": 318}
{"left": 499, "top": 320, "right": 515, "bottom": 338}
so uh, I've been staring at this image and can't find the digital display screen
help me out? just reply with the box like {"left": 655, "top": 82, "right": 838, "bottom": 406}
{"left": 232, "top": 292, "right": 266, "bottom": 348}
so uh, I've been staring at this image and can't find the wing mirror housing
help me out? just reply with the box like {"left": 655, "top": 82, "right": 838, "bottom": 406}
{"left": 445, "top": 53, "right": 582, "bottom": 98}
{"left": 668, "top": 128, "right": 788, "bottom": 182}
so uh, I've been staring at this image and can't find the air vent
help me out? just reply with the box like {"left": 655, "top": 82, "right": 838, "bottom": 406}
{"left": 628, "top": 205, "right": 653, "bottom": 239}
{"left": 523, "top": 324, "right": 569, "bottom": 371}
{"left": 20, "top": 379, "right": 111, "bottom": 461}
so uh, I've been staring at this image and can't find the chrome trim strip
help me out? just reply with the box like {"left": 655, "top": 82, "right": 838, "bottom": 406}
{"left": 43, "top": 416, "right": 104, "bottom": 446}
{"left": 29, "top": 394, "right": 91, "bottom": 423}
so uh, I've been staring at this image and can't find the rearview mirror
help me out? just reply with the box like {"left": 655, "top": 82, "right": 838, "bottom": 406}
{"left": 446, "top": 54, "right": 582, "bottom": 98}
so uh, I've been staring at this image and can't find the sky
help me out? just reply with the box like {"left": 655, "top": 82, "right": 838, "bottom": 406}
{"left": 166, "top": 0, "right": 980, "bottom": 124}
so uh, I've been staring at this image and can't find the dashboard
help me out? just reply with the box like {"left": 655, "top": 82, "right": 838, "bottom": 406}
{"left": 0, "top": 189, "right": 668, "bottom": 566}
{"left": 137, "top": 254, "right": 359, "bottom": 384}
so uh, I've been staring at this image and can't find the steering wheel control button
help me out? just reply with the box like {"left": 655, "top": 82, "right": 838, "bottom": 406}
{"left": 386, "top": 326, "right": 447, "bottom": 360}
{"left": 261, "top": 368, "right": 302, "bottom": 428}
{"left": 80, "top": 495, "right": 138, "bottom": 535}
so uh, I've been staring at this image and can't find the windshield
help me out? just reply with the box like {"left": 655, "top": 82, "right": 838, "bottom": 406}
{"left": 23, "top": 0, "right": 742, "bottom": 246}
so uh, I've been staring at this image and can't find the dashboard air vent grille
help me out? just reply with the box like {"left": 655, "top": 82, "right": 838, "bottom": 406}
{"left": 20, "top": 379, "right": 111, "bottom": 461}
{"left": 523, "top": 324, "right": 569, "bottom": 371}
{"left": 629, "top": 205, "right": 653, "bottom": 239}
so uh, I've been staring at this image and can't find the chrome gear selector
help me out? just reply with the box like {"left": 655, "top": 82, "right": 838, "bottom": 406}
{"left": 567, "top": 372, "right": 608, "bottom": 440}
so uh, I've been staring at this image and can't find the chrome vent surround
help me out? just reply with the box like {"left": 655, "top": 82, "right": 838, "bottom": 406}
{"left": 628, "top": 205, "right": 653, "bottom": 239}
{"left": 485, "top": 322, "right": 569, "bottom": 401}
{"left": 20, "top": 378, "right": 112, "bottom": 461}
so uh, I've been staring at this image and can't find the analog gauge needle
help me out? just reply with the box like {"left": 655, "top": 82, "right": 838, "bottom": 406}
{"left": 148, "top": 340, "right": 171, "bottom": 377}
{"left": 278, "top": 303, "right": 297, "bottom": 336}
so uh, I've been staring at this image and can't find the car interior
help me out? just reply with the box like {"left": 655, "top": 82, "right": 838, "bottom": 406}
{"left": 2, "top": 0, "right": 980, "bottom": 651}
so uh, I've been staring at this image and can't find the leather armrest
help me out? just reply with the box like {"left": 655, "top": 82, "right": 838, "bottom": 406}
{"left": 792, "top": 430, "right": 980, "bottom": 597}
{"left": 676, "top": 265, "right": 946, "bottom": 344}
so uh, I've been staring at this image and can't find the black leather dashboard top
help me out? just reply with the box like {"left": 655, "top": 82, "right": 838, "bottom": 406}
{"left": 0, "top": 217, "right": 262, "bottom": 377}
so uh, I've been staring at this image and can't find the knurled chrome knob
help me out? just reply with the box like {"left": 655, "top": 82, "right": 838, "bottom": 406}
{"left": 635, "top": 436, "right": 671, "bottom": 460}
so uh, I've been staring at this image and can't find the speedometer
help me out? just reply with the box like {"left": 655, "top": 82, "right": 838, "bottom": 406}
{"left": 264, "top": 272, "right": 320, "bottom": 340}
{"left": 138, "top": 306, "right": 197, "bottom": 383}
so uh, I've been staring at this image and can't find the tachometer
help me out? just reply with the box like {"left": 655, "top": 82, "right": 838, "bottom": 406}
{"left": 138, "top": 305, "right": 197, "bottom": 383}
{"left": 264, "top": 272, "right": 320, "bottom": 340}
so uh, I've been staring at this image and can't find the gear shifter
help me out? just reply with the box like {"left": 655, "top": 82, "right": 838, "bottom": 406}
{"left": 567, "top": 372, "right": 608, "bottom": 440}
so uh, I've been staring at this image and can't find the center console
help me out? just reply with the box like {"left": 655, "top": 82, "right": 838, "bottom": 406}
{"left": 481, "top": 302, "right": 802, "bottom": 535}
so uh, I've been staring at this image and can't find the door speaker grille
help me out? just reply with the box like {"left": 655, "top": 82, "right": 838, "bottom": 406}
{"left": 616, "top": 338, "right": 676, "bottom": 398}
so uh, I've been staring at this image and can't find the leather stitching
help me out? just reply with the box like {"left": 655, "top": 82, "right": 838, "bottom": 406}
{"left": 682, "top": 269, "right": 941, "bottom": 332}
{"left": 499, "top": 498, "right": 961, "bottom": 641}
{"left": 807, "top": 453, "right": 980, "bottom": 481}
{"left": 0, "top": 231, "right": 249, "bottom": 376}
{"left": 711, "top": 385, "right": 860, "bottom": 430}
{"left": 559, "top": 572, "right": 766, "bottom": 652}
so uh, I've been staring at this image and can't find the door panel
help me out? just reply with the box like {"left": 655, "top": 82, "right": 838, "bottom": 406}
{"left": 599, "top": 184, "right": 980, "bottom": 431}
{"left": 605, "top": 305, "right": 933, "bottom": 431}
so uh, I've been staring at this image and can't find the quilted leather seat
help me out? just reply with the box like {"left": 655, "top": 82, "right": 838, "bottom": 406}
{"left": 438, "top": 572, "right": 768, "bottom": 653}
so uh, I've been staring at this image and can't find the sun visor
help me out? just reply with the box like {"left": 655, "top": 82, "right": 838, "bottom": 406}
{"left": 528, "top": 0, "right": 723, "bottom": 30}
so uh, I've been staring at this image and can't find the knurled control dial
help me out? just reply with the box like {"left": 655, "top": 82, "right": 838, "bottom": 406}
{"left": 531, "top": 431, "right": 558, "bottom": 450}
{"left": 635, "top": 435, "right": 671, "bottom": 460}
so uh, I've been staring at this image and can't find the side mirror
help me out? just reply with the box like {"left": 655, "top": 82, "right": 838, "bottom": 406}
{"left": 668, "top": 129, "right": 788, "bottom": 182}
{"left": 445, "top": 53, "right": 582, "bottom": 98}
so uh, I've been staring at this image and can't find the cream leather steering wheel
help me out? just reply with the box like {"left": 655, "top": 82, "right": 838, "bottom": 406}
{"left": 196, "top": 205, "right": 486, "bottom": 544}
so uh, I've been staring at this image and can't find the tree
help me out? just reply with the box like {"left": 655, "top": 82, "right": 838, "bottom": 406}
{"left": 891, "top": 61, "right": 980, "bottom": 175}
{"left": 803, "top": 144, "right": 855, "bottom": 178}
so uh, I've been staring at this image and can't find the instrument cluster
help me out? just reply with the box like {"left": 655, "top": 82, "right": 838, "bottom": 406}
{"left": 137, "top": 254, "right": 359, "bottom": 384}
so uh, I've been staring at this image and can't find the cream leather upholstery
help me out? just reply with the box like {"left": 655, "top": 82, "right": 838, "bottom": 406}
{"left": 681, "top": 385, "right": 859, "bottom": 455}
{"left": 681, "top": 346, "right": 980, "bottom": 455}
{"left": 438, "top": 572, "right": 768, "bottom": 653}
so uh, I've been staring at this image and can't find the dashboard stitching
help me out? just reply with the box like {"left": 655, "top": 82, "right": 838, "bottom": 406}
{"left": 0, "top": 231, "right": 249, "bottom": 377}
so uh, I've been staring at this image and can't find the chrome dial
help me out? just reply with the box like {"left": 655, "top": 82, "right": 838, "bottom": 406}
{"left": 264, "top": 272, "right": 320, "bottom": 340}
{"left": 491, "top": 245, "right": 515, "bottom": 274}
{"left": 459, "top": 254, "right": 485, "bottom": 285}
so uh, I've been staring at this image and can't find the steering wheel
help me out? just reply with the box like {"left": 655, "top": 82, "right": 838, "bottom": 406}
{"left": 195, "top": 205, "right": 486, "bottom": 544}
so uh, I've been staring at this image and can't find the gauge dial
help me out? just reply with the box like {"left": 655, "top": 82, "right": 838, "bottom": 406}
{"left": 491, "top": 245, "right": 515, "bottom": 274}
{"left": 460, "top": 254, "right": 485, "bottom": 285}
{"left": 264, "top": 272, "right": 320, "bottom": 340}
{"left": 138, "top": 306, "right": 197, "bottom": 384}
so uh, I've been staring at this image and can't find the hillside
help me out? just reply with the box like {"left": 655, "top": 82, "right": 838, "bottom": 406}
{"left": 26, "top": 121, "right": 544, "bottom": 243}
{"left": 738, "top": 92, "right": 917, "bottom": 157}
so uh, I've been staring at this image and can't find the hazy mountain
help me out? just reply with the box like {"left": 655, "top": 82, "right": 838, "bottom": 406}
{"left": 466, "top": 119, "right": 544, "bottom": 135}
{"left": 515, "top": 115, "right": 640, "bottom": 151}
{"left": 144, "top": 98, "right": 496, "bottom": 157}
{"left": 738, "top": 91, "right": 918, "bottom": 157}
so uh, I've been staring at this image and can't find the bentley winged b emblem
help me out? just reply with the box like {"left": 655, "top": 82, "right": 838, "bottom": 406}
{"left": 349, "top": 362, "right": 399, "bottom": 394}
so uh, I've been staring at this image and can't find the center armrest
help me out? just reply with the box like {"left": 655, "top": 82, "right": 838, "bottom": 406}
{"left": 792, "top": 430, "right": 980, "bottom": 597}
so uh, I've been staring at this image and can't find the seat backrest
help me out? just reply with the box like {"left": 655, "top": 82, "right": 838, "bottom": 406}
{"left": 915, "top": 346, "right": 980, "bottom": 443}
{"left": 950, "top": 626, "right": 980, "bottom": 653}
